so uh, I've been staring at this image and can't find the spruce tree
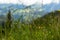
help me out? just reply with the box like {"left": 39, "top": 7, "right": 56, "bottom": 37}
{"left": 4, "top": 10, "right": 12, "bottom": 40}
{"left": 5, "top": 10, "right": 12, "bottom": 33}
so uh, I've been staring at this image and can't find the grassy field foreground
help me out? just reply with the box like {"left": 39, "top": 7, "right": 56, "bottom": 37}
{"left": 0, "top": 10, "right": 60, "bottom": 40}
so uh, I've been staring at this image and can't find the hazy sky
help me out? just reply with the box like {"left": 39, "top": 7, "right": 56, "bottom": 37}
{"left": 0, "top": 0, "right": 60, "bottom": 6}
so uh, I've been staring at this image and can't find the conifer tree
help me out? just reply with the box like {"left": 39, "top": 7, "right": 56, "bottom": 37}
{"left": 6, "top": 10, "right": 12, "bottom": 32}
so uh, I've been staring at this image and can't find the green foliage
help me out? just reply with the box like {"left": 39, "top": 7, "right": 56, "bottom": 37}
{"left": 0, "top": 10, "right": 60, "bottom": 40}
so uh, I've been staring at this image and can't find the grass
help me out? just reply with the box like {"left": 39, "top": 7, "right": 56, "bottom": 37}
{"left": 0, "top": 20, "right": 60, "bottom": 40}
{"left": 0, "top": 10, "right": 60, "bottom": 40}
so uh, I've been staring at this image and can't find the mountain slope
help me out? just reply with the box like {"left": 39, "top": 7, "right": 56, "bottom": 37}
{"left": 32, "top": 10, "right": 60, "bottom": 27}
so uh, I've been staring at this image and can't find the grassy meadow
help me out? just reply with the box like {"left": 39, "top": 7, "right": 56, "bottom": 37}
{"left": 0, "top": 10, "right": 60, "bottom": 40}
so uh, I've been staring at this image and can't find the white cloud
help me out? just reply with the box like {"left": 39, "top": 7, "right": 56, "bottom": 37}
{"left": 20, "top": 0, "right": 37, "bottom": 5}
{"left": 42, "top": 0, "right": 52, "bottom": 4}
{"left": 54, "top": 0, "right": 60, "bottom": 4}
{"left": 37, "top": 0, "right": 60, "bottom": 5}
{"left": 0, "top": 0, "right": 21, "bottom": 4}
{"left": 0, "top": 0, "right": 60, "bottom": 6}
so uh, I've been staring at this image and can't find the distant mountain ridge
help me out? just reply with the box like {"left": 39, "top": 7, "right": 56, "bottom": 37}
{"left": 0, "top": 4, "right": 26, "bottom": 15}
{"left": 0, "top": 3, "right": 60, "bottom": 15}
{"left": 23, "top": 3, "right": 60, "bottom": 16}
{"left": 0, "top": 4, "right": 26, "bottom": 9}
{"left": 29, "top": 3, "right": 60, "bottom": 13}
{"left": 0, "top": 3, "right": 60, "bottom": 22}
{"left": 43, "top": 3, "right": 60, "bottom": 12}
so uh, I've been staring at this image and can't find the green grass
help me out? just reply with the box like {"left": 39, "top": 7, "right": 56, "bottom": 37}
{"left": 0, "top": 20, "right": 60, "bottom": 40}
{"left": 0, "top": 10, "right": 60, "bottom": 40}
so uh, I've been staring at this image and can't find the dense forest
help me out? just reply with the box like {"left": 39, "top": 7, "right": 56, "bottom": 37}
{"left": 0, "top": 10, "right": 60, "bottom": 40}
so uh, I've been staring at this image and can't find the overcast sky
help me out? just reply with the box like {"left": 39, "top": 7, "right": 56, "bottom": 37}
{"left": 0, "top": 0, "right": 60, "bottom": 6}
